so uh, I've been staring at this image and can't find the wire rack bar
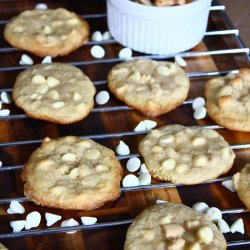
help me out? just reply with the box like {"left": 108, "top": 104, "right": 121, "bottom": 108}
{"left": 0, "top": 48, "right": 248, "bottom": 72}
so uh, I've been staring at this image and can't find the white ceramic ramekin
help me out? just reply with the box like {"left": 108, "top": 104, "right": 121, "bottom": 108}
{"left": 107, "top": 0, "right": 212, "bottom": 55}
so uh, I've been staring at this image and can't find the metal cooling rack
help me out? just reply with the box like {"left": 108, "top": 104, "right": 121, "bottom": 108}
{"left": 0, "top": 0, "right": 249, "bottom": 247}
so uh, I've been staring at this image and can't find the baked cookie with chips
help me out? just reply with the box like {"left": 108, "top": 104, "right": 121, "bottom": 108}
{"left": 139, "top": 124, "right": 235, "bottom": 184}
{"left": 12, "top": 63, "right": 95, "bottom": 124}
{"left": 4, "top": 8, "right": 89, "bottom": 57}
{"left": 108, "top": 59, "right": 190, "bottom": 117}
{"left": 22, "top": 136, "right": 123, "bottom": 210}
{"left": 124, "top": 202, "right": 227, "bottom": 250}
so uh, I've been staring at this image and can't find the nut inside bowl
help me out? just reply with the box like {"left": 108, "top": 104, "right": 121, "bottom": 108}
{"left": 107, "top": 0, "right": 212, "bottom": 55}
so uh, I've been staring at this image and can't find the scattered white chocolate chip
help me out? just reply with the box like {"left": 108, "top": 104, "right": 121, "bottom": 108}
{"left": 222, "top": 179, "right": 235, "bottom": 192}
{"left": 91, "top": 31, "right": 103, "bottom": 42}
{"left": 47, "top": 76, "right": 60, "bottom": 87}
{"left": 193, "top": 106, "right": 207, "bottom": 120}
{"left": 61, "top": 218, "right": 79, "bottom": 228}
{"left": 193, "top": 155, "right": 207, "bottom": 167}
{"left": 102, "top": 31, "right": 112, "bottom": 40}
{"left": 52, "top": 101, "right": 65, "bottom": 109}
{"left": 157, "top": 66, "right": 170, "bottom": 76}
{"left": 10, "top": 220, "right": 26, "bottom": 233}
{"left": 32, "top": 75, "right": 46, "bottom": 84}
{"left": 43, "top": 25, "right": 52, "bottom": 35}
{"left": 156, "top": 200, "right": 167, "bottom": 205}
{"left": 175, "top": 55, "right": 187, "bottom": 67}
{"left": 45, "top": 212, "right": 62, "bottom": 227}
{"left": 138, "top": 173, "right": 151, "bottom": 185}
{"left": 230, "top": 218, "right": 244, "bottom": 234}
{"left": 141, "top": 230, "right": 155, "bottom": 241}
{"left": 192, "top": 137, "right": 206, "bottom": 147}
{"left": 0, "top": 109, "right": 10, "bottom": 116}
{"left": 162, "top": 158, "right": 176, "bottom": 170}
{"left": 25, "top": 211, "right": 41, "bottom": 230}
{"left": 35, "top": 3, "right": 48, "bottom": 10}
{"left": 134, "top": 121, "right": 147, "bottom": 132}
{"left": 139, "top": 163, "right": 149, "bottom": 174}
{"left": 1, "top": 92, "right": 12, "bottom": 104}
{"left": 62, "top": 153, "right": 76, "bottom": 162}
{"left": 192, "top": 202, "right": 209, "bottom": 213}
{"left": 116, "top": 140, "right": 130, "bottom": 155}
{"left": 168, "top": 238, "right": 185, "bottom": 249}
{"left": 122, "top": 174, "right": 139, "bottom": 187}
{"left": 41, "top": 56, "right": 52, "bottom": 64}
{"left": 197, "top": 226, "right": 213, "bottom": 244}
{"left": 81, "top": 216, "right": 97, "bottom": 225}
{"left": 163, "top": 224, "right": 184, "bottom": 238}
{"left": 95, "top": 90, "right": 110, "bottom": 105}
{"left": 192, "top": 97, "right": 206, "bottom": 110}
{"left": 160, "top": 216, "right": 171, "bottom": 225}
{"left": 144, "top": 120, "right": 157, "bottom": 131}
{"left": 90, "top": 45, "right": 105, "bottom": 59}
{"left": 7, "top": 201, "right": 25, "bottom": 214}
{"left": 126, "top": 157, "right": 141, "bottom": 172}
{"left": 188, "top": 242, "right": 201, "bottom": 250}
{"left": 206, "top": 207, "right": 222, "bottom": 222}
{"left": 160, "top": 135, "right": 175, "bottom": 144}
{"left": 217, "top": 219, "right": 230, "bottom": 233}
{"left": 119, "top": 47, "right": 133, "bottom": 60}
{"left": 19, "top": 54, "right": 34, "bottom": 65}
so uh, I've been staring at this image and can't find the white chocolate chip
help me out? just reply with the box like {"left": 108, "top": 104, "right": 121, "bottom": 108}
{"left": 230, "top": 218, "right": 244, "bottom": 234}
{"left": 32, "top": 75, "right": 46, "bottom": 84}
{"left": 7, "top": 201, "right": 25, "bottom": 214}
{"left": 35, "top": 3, "right": 48, "bottom": 9}
{"left": 157, "top": 66, "right": 170, "bottom": 76}
{"left": 222, "top": 179, "right": 235, "bottom": 192}
{"left": 159, "top": 135, "right": 175, "bottom": 144}
{"left": 139, "top": 163, "right": 149, "bottom": 174}
{"left": 206, "top": 207, "right": 222, "bottom": 222}
{"left": 116, "top": 140, "right": 130, "bottom": 155}
{"left": 141, "top": 230, "right": 155, "bottom": 241}
{"left": 95, "top": 90, "right": 110, "bottom": 105}
{"left": 85, "top": 149, "right": 101, "bottom": 160}
{"left": 0, "top": 161, "right": 2, "bottom": 167}
{"left": 144, "top": 120, "right": 157, "bottom": 131}
{"left": 192, "top": 97, "right": 205, "bottom": 110}
{"left": 0, "top": 109, "right": 10, "bottom": 116}
{"left": 188, "top": 242, "right": 201, "bottom": 250}
{"left": 47, "top": 90, "right": 59, "bottom": 100}
{"left": 43, "top": 25, "right": 52, "bottom": 35}
{"left": 186, "top": 220, "right": 200, "bottom": 229}
{"left": 68, "top": 168, "right": 79, "bottom": 179}
{"left": 95, "top": 164, "right": 109, "bottom": 172}
{"left": 1, "top": 92, "right": 12, "bottom": 104}
{"left": 91, "top": 31, "right": 103, "bottom": 42}
{"left": 192, "top": 202, "right": 209, "bottom": 213}
{"left": 193, "top": 155, "right": 207, "bottom": 167}
{"left": 47, "top": 76, "right": 60, "bottom": 87}
{"left": 61, "top": 218, "right": 79, "bottom": 228}
{"left": 168, "top": 238, "right": 185, "bottom": 250}
{"left": 156, "top": 200, "right": 167, "bottom": 205}
{"left": 175, "top": 55, "right": 187, "bottom": 67}
{"left": 19, "top": 54, "right": 34, "bottom": 65}
{"left": 119, "top": 47, "right": 133, "bottom": 60}
{"left": 45, "top": 212, "right": 62, "bottom": 227}
{"left": 160, "top": 216, "right": 172, "bottom": 224}
{"left": 126, "top": 157, "right": 141, "bottom": 172}
{"left": 193, "top": 106, "right": 207, "bottom": 120}
{"left": 162, "top": 158, "right": 176, "bottom": 170}
{"left": 73, "top": 92, "right": 82, "bottom": 101}
{"left": 91, "top": 45, "right": 105, "bottom": 59}
{"left": 62, "top": 153, "right": 76, "bottom": 162}
{"left": 129, "top": 71, "right": 141, "bottom": 81}
{"left": 197, "top": 226, "right": 213, "bottom": 244}
{"left": 41, "top": 56, "right": 52, "bottom": 64}
{"left": 67, "top": 18, "right": 80, "bottom": 25}
{"left": 134, "top": 121, "right": 147, "bottom": 132}
{"left": 102, "top": 31, "right": 112, "bottom": 40}
{"left": 192, "top": 137, "right": 206, "bottom": 147}
{"left": 138, "top": 173, "right": 151, "bottom": 185}
{"left": 81, "top": 216, "right": 97, "bottom": 225}
{"left": 122, "top": 174, "right": 139, "bottom": 187}
{"left": 10, "top": 220, "right": 26, "bottom": 233}
{"left": 217, "top": 219, "right": 230, "bottom": 233}
{"left": 25, "top": 211, "right": 41, "bottom": 230}
{"left": 163, "top": 224, "right": 185, "bottom": 238}
{"left": 36, "top": 84, "right": 48, "bottom": 94}
{"left": 52, "top": 101, "right": 65, "bottom": 109}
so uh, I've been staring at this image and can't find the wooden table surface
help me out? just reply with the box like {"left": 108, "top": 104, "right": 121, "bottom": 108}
{"left": 0, "top": 0, "right": 249, "bottom": 249}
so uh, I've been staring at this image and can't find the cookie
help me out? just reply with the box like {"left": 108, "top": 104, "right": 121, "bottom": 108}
{"left": 4, "top": 8, "right": 89, "bottom": 57}
{"left": 108, "top": 59, "right": 190, "bottom": 117}
{"left": 22, "top": 136, "right": 123, "bottom": 210}
{"left": 233, "top": 163, "right": 250, "bottom": 210}
{"left": 139, "top": 124, "right": 235, "bottom": 184}
{"left": 205, "top": 69, "right": 250, "bottom": 132}
{"left": 124, "top": 202, "right": 227, "bottom": 250}
{"left": 12, "top": 63, "right": 96, "bottom": 124}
